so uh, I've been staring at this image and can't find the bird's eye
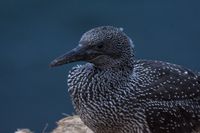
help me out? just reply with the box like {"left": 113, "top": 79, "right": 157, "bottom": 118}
{"left": 97, "top": 44, "right": 104, "bottom": 49}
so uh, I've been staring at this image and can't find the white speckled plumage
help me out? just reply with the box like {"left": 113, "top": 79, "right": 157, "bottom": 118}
{"left": 52, "top": 26, "right": 200, "bottom": 133}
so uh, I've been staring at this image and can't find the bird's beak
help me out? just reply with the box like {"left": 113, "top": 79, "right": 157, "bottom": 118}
{"left": 50, "top": 45, "right": 101, "bottom": 67}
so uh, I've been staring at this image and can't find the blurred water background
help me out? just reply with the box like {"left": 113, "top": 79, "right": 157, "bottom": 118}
{"left": 0, "top": 0, "right": 200, "bottom": 132}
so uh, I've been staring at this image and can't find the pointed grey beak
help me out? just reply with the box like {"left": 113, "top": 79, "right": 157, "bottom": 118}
{"left": 50, "top": 45, "right": 101, "bottom": 67}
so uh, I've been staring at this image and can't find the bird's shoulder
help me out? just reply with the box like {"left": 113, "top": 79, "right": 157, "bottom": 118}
{"left": 133, "top": 59, "right": 200, "bottom": 101}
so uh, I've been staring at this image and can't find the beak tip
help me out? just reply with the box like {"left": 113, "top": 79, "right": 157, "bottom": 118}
{"left": 49, "top": 60, "right": 58, "bottom": 67}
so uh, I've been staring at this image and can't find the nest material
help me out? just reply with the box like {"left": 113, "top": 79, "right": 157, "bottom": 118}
{"left": 51, "top": 115, "right": 93, "bottom": 133}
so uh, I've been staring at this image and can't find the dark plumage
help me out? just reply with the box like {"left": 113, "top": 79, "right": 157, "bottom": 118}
{"left": 50, "top": 26, "right": 200, "bottom": 133}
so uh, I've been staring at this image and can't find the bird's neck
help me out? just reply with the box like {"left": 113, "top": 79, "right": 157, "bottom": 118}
{"left": 91, "top": 61, "right": 134, "bottom": 83}
{"left": 68, "top": 62, "right": 134, "bottom": 111}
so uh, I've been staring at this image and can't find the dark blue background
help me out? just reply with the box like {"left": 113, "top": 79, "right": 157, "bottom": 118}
{"left": 0, "top": 0, "right": 200, "bottom": 132}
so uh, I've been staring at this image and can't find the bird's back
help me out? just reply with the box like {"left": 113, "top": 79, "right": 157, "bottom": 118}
{"left": 132, "top": 60, "right": 200, "bottom": 133}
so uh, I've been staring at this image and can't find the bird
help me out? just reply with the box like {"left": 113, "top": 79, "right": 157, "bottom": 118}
{"left": 50, "top": 26, "right": 200, "bottom": 133}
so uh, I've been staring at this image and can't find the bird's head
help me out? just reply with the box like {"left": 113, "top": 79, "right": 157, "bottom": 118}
{"left": 50, "top": 26, "right": 134, "bottom": 68}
